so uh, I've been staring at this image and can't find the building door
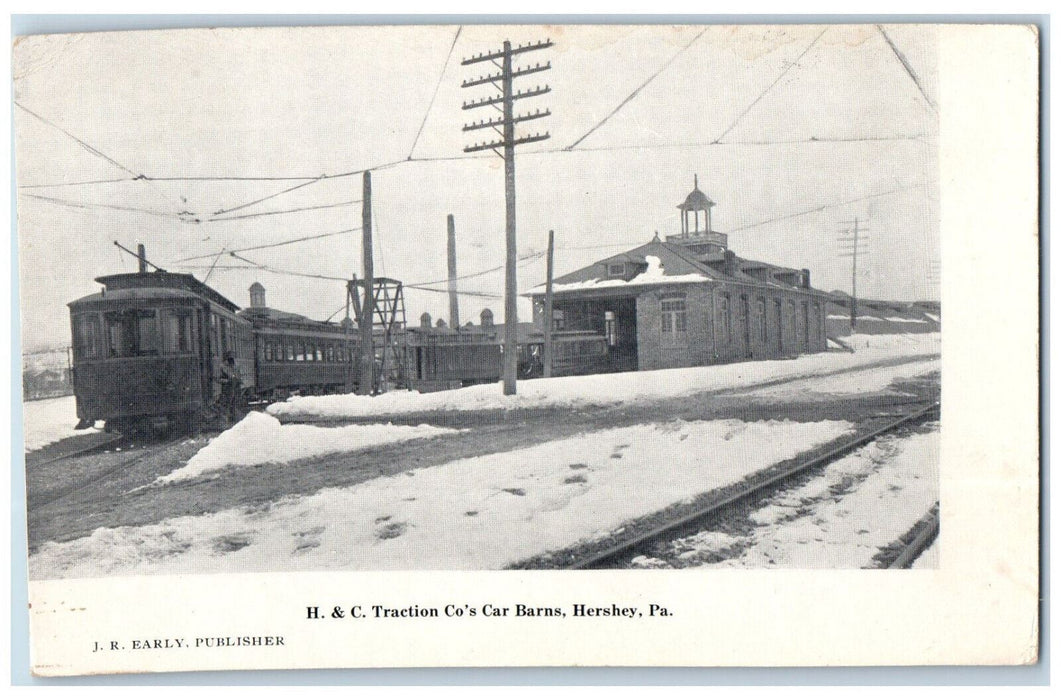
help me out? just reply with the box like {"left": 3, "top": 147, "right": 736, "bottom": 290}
{"left": 774, "top": 299, "right": 783, "bottom": 354}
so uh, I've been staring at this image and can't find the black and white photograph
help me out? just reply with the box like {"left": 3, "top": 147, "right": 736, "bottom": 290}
{"left": 13, "top": 21, "right": 1038, "bottom": 675}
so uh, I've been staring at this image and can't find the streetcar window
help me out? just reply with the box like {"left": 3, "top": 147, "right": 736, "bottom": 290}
{"left": 315, "top": 346, "right": 323, "bottom": 362}
{"left": 326, "top": 345, "right": 335, "bottom": 362}
{"left": 264, "top": 342, "right": 273, "bottom": 362}
{"left": 104, "top": 310, "right": 159, "bottom": 357}
{"left": 296, "top": 344, "right": 305, "bottom": 362}
{"left": 73, "top": 314, "right": 101, "bottom": 359}
{"left": 162, "top": 309, "right": 196, "bottom": 353}
{"left": 305, "top": 344, "right": 315, "bottom": 362}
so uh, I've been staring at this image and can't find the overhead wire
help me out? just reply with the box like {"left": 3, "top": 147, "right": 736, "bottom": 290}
{"left": 206, "top": 198, "right": 361, "bottom": 222}
{"left": 408, "top": 25, "right": 463, "bottom": 160}
{"left": 19, "top": 192, "right": 183, "bottom": 219}
{"left": 565, "top": 27, "right": 707, "bottom": 150}
{"left": 876, "top": 25, "right": 938, "bottom": 115}
{"left": 713, "top": 27, "right": 829, "bottom": 144}
{"left": 173, "top": 226, "right": 361, "bottom": 263}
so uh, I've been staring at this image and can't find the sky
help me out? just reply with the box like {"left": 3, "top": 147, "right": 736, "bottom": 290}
{"left": 14, "top": 24, "right": 938, "bottom": 352}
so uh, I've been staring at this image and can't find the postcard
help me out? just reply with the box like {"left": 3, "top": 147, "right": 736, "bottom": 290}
{"left": 14, "top": 23, "right": 1038, "bottom": 675}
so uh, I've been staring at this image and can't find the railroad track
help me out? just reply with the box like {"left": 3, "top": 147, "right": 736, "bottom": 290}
{"left": 27, "top": 436, "right": 186, "bottom": 512}
{"left": 884, "top": 504, "right": 940, "bottom": 569}
{"left": 25, "top": 434, "right": 125, "bottom": 470}
{"left": 562, "top": 401, "right": 941, "bottom": 570}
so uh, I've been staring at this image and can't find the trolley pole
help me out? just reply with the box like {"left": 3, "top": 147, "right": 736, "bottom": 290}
{"left": 359, "top": 171, "right": 375, "bottom": 395}
{"left": 447, "top": 214, "right": 460, "bottom": 330}
{"left": 543, "top": 229, "right": 555, "bottom": 378}
{"left": 461, "top": 38, "right": 553, "bottom": 395}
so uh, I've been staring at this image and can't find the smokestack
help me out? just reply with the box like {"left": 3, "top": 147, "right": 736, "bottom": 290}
{"left": 801, "top": 268, "right": 811, "bottom": 289}
{"left": 137, "top": 243, "right": 147, "bottom": 273}
{"left": 447, "top": 214, "right": 460, "bottom": 330}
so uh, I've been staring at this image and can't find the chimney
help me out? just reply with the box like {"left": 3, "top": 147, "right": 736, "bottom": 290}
{"left": 801, "top": 268, "right": 811, "bottom": 289}
{"left": 420, "top": 312, "right": 432, "bottom": 329}
{"left": 723, "top": 250, "right": 738, "bottom": 277}
{"left": 480, "top": 308, "right": 494, "bottom": 328}
{"left": 249, "top": 282, "right": 266, "bottom": 308}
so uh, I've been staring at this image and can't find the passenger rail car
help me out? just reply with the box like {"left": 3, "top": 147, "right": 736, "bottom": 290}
{"left": 68, "top": 272, "right": 360, "bottom": 432}
{"left": 68, "top": 270, "right": 610, "bottom": 433}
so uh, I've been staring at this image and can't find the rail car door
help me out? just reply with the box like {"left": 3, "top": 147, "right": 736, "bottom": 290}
{"left": 199, "top": 305, "right": 223, "bottom": 404}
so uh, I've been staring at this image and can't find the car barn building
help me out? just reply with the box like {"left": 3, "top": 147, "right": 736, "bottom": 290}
{"left": 528, "top": 179, "right": 833, "bottom": 373}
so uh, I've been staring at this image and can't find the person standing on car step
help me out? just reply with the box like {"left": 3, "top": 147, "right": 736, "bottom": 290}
{"left": 219, "top": 352, "right": 242, "bottom": 425}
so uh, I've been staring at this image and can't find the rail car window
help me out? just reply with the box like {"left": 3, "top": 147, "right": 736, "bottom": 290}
{"left": 161, "top": 309, "right": 196, "bottom": 354}
{"left": 315, "top": 346, "right": 323, "bottom": 362}
{"left": 104, "top": 309, "right": 160, "bottom": 357}
{"left": 326, "top": 345, "right": 335, "bottom": 362}
{"left": 73, "top": 314, "right": 101, "bottom": 359}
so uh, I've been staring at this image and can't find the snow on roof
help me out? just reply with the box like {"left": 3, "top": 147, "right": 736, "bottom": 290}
{"left": 527, "top": 255, "right": 711, "bottom": 294}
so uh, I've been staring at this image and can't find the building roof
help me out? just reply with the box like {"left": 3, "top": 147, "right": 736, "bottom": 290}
{"left": 525, "top": 238, "right": 830, "bottom": 298}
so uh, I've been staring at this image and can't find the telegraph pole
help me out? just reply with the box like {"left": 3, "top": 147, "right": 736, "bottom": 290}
{"left": 838, "top": 218, "right": 869, "bottom": 332}
{"left": 543, "top": 229, "right": 555, "bottom": 378}
{"left": 461, "top": 38, "right": 552, "bottom": 395}
{"left": 359, "top": 171, "right": 375, "bottom": 395}
{"left": 447, "top": 214, "right": 460, "bottom": 330}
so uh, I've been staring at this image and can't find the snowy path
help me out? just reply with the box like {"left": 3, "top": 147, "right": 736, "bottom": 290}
{"left": 29, "top": 418, "right": 852, "bottom": 578}
{"left": 632, "top": 427, "right": 939, "bottom": 569}
{"left": 268, "top": 334, "right": 939, "bottom": 421}
{"left": 21, "top": 395, "right": 99, "bottom": 452}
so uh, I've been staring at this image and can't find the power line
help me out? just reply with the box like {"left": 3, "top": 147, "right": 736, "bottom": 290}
{"left": 565, "top": 27, "right": 706, "bottom": 150}
{"left": 206, "top": 199, "right": 361, "bottom": 222}
{"left": 15, "top": 100, "right": 186, "bottom": 211}
{"left": 19, "top": 192, "right": 182, "bottom": 219}
{"left": 408, "top": 26, "right": 463, "bottom": 160}
{"left": 174, "top": 226, "right": 361, "bottom": 263}
{"left": 205, "top": 159, "right": 407, "bottom": 217}
{"left": 713, "top": 27, "right": 829, "bottom": 144}
{"left": 727, "top": 183, "right": 926, "bottom": 232}
{"left": 876, "top": 25, "right": 938, "bottom": 115}
{"left": 18, "top": 176, "right": 140, "bottom": 189}
{"left": 407, "top": 250, "right": 544, "bottom": 287}
{"left": 228, "top": 252, "right": 349, "bottom": 282}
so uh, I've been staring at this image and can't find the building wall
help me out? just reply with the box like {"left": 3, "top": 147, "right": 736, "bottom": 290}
{"left": 637, "top": 283, "right": 827, "bottom": 371}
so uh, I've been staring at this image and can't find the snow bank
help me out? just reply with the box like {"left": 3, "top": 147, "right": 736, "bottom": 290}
{"left": 735, "top": 358, "right": 939, "bottom": 399}
{"left": 22, "top": 395, "right": 99, "bottom": 452}
{"left": 269, "top": 333, "right": 940, "bottom": 421}
{"left": 30, "top": 418, "right": 853, "bottom": 578}
{"left": 158, "top": 412, "right": 457, "bottom": 483}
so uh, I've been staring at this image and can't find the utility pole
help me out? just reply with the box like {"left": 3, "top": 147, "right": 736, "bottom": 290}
{"left": 543, "top": 229, "right": 555, "bottom": 378}
{"left": 837, "top": 218, "right": 870, "bottom": 332}
{"left": 137, "top": 243, "right": 147, "bottom": 273}
{"left": 461, "top": 38, "right": 552, "bottom": 395}
{"left": 447, "top": 214, "right": 460, "bottom": 330}
{"left": 359, "top": 171, "right": 375, "bottom": 395}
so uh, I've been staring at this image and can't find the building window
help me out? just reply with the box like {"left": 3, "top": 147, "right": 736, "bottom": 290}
{"left": 552, "top": 309, "right": 565, "bottom": 331}
{"left": 661, "top": 299, "right": 687, "bottom": 340}
{"left": 757, "top": 298, "right": 767, "bottom": 345}
{"left": 604, "top": 311, "right": 618, "bottom": 347}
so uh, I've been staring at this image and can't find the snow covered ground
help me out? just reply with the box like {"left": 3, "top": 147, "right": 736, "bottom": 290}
{"left": 269, "top": 333, "right": 940, "bottom": 421}
{"left": 632, "top": 428, "right": 939, "bottom": 569}
{"left": 911, "top": 538, "right": 939, "bottom": 569}
{"left": 30, "top": 418, "right": 853, "bottom": 578}
{"left": 21, "top": 395, "right": 100, "bottom": 452}
{"left": 158, "top": 412, "right": 459, "bottom": 483}
{"left": 731, "top": 358, "right": 939, "bottom": 400}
